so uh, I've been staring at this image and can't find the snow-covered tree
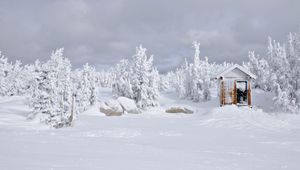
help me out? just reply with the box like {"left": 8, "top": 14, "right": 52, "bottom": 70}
{"left": 0, "top": 53, "right": 33, "bottom": 96}
{"left": 0, "top": 53, "right": 12, "bottom": 96}
{"left": 7, "top": 60, "right": 26, "bottom": 96}
{"left": 30, "top": 49, "right": 73, "bottom": 128}
{"left": 248, "top": 30, "right": 300, "bottom": 113}
{"left": 0, "top": 49, "right": 101, "bottom": 126}
{"left": 191, "top": 41, "right": 202, "bottom": 101}
{"left": 173, "top": 42, "right": 216, "bottom": 102}
{"left": 97, "top": 70, "right": 115, "bottom": 88}
{"left": 112, "top": 59, "right": 133, "bottom": 98}
{"left": 158, "top": 73, "right": 170, "bottom": 92}
{"left": 131, "top": 45, "right": 158, "bottom": 108}
{"left": 112, "top": 45, "right": 159, "bottom": 108}
{"left": 147, "top": 67, "right": 160, "bottom": 106}
{"left": 244, "top": 51, "right": 271, "bottom": 90}
{"left": 72, "top": 63, "right": 99, "bottom": 113}
{"left": 286, "top": 32, "right": 300, "bottom": 109}
{"left": 174, "top": 58, "right": 189, "bottom": 98}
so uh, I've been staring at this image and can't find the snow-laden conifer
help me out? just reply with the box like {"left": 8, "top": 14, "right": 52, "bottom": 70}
{"left": 112, "top": 45, "right": 159, "bottom": 108}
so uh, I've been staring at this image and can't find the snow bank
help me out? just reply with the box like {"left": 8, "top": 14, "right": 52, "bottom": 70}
{"left": 165, "top": 106, "right": 194, "bottom": 114}
{"left": 202, "top": 105, "right": 290, "bottom": 130}
{"left": 117, "top": 97, "right": 140, "bottom": 114}
{"left": 100, "top": 100, "right": 123, "bottom": 116}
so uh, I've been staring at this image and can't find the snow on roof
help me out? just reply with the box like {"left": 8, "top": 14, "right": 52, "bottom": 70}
{"left": 215, "top": 64, "right": 256, "bottom": 79}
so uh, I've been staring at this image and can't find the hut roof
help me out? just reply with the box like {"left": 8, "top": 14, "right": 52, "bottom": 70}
{"left": 215, "top": 64, "right": 256, "bottom": 79}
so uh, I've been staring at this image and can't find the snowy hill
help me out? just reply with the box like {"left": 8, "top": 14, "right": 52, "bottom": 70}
{"left": 0, "top": 88, "right": 300, "bottom": 170}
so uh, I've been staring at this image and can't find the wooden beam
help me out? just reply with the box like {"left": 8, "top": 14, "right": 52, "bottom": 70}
{"left": 220, "top": 80, "right": 225, "bottom": 106}
{"left": 233, "top": 80, "right": 237, "bottom": 105}
{"left": 248, "top": 80, "right": 251, "bottom": 106}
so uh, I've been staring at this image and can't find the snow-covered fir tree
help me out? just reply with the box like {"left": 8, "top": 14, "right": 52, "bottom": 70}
{"left": 112, "top": 45, "right": 159, "bottom": 108}
{"left": 72, "top": 63, "right": 99, "bottom": 113}
{"left": 244, "top": 51, "right": 271, "bottom": 91}
{"left": 247, "top": 30, "right": 300, "bottom": 113}
{"left": 30, "top": 49, "right": 74, "bottom": 128}
{"left": 0, "top": 53, "right": 12, "bottom": 96}
{"left": 0, "top": 53, "right": 33, "bottom": 96}
{"left": 112, "top": 59, "right": 133, "bottom": 98}
{"left": 176, "top": 58, "right": 192, "bottom": 99}
{"left": 173, "top": 42, "right": 218, "bottom": 102}
{"left": 286, "top": 32, "right": 300, "bottom": 110}
{"left": 158, "top": 73, "right": 171, "bottom": 92}
{"left": 191, "top": 41, "right": 203, "bottom": 101}
{"left": 147, "top": 67, "right": 160, "bottom": 105}
{"left": 97, "top": 70, "right": 115, "bottom": 88}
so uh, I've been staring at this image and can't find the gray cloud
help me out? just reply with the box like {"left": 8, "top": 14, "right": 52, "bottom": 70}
{"left": 0, "top": 0, "right": 299, "bottom": 72}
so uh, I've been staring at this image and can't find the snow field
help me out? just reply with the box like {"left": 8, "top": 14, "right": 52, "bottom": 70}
{"left": 0, "top": 88, "right": 300, "bottom": 170}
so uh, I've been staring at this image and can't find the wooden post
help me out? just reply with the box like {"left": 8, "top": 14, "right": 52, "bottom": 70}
{"left": 220, "top": 80, "right": 225, "bottom": 106}
{"left": 233, "top": 80, "right": 237, "bottom": 105}
{"left": 247, "top": 80, "right": 251, "bottom": 106}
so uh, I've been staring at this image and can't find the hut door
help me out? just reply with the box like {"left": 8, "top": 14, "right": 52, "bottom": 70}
{"left": 223, "top": 79, "right": 234, "bottom": 104}
{"left": 236, "top": 81, "right": 248, "bottom": 105}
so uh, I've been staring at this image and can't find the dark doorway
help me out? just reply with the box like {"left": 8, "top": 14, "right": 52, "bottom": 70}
{"left": 236, "top": 81, "right": 248, "bottom": 105}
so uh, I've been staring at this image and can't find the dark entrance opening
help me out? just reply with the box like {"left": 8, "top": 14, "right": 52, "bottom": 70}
{"left": 236, "top": 81, "right": 248, "bottom": 105}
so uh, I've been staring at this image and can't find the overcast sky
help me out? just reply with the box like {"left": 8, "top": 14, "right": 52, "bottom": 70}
{"left": 0, "top": 0, "right": 299, "bottom": 72}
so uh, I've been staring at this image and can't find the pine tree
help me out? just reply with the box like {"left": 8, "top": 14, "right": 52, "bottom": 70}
{"left": 112, "top": 59, "right": 133, "bottom": 98}
{"left": 0, "top": 53, "right": 12, "bottom": 96}
{"left": 112, "top": 45, "right": 159, "bottom": 108}
{"left": 287, "top": 32, "right": 300, "bottom": 109}
{"left": 30, "top": 48, "right": 73, "bottom": 128}
{"left": 147, "top": 67, "right": 159, "bottom": 106}
{"left": 73, "top": 63, "right": 99, "bottom": 113}
{"left": 158, "top": 73, "right": 170, "bottom": 92}
{"left": 249, "top": 30, "right": 300, "bottom": 113}
{"left": 174, "top": 42, "right": 213, "bottom": 102}
{"left": 97, "top": 69, "right": 114, "bottom": 88}
{"left": 131, "top": 45, "right": 158, "bottom": 108}
{"left": 191, "top": 41, "right": 202, "bottom": 101}
{"left": 246, "top": 51, "right": 271, "bottom": 90}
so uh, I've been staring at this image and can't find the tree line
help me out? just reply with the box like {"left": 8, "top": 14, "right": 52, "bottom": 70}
{"left": 245, "top": 30, "right": 300, "bottom": 113}
{"left": 1, "top": 30, "right": 299, "bottom": 128}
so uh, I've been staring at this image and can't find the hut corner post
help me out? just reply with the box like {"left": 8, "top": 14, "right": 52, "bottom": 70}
{"left": 220, "top": 80, "right": 225, "bottom": 106}
{"left": 248, "top": 79, "right": 252, "bottom": 107}
{"left": 233, "top": 80, "right": 237, "bottom": 105}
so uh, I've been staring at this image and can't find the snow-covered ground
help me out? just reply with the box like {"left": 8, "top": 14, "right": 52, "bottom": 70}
{"left": 1, "top": 88, "right": 300, "bottom": 170}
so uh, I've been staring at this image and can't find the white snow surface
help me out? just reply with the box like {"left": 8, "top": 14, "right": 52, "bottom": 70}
{"left": 1, "top": 88, "right": 300, "bottom": 170}
{"left": 117, "top": 96, "right": 139, "bottom": 113}
{"left": 100, "top": 99, "right": 123, "bottom": 113}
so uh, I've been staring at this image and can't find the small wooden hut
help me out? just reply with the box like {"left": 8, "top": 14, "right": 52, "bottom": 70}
{"left": 215, "top": 64, "right": 256, "bottom": 106}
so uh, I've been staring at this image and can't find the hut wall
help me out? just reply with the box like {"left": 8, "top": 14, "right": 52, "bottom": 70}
{"left": 219, "top": 78, "right": 251, "bottom": 106}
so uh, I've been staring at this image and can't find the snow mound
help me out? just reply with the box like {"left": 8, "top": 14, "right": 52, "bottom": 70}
{"left": 100, "top": 100, "right": 123, "bottom": 116}
{"left": 117, "top": 97, "right": 140, "bottom": 114}
{"left": 165, "top": 106, "right": 194, "bottom": 114}
{"left": 201, "top": 106, "right": 290, "bottom": 130}
{"left": 0, "top": 96, "right": 48, "bottom": 130}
